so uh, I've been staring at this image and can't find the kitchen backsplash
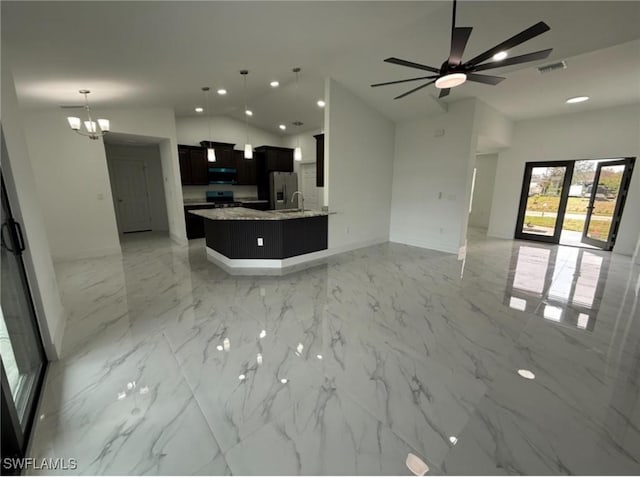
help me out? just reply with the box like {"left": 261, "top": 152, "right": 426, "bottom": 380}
{"left": 182, "top": 185, "right": 258, "bottom": 201}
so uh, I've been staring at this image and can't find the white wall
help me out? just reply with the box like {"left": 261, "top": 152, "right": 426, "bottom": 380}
{"left": 23, "top": 110, "right": 122, "bottom": 261}
{"left": 104, "top": 144, "right": 169, "bottom": 232}
{"left": 1, "top": 65, "right": 65, "bottom": 359}
{"left": 325, "top": 79, "right": 395, "bottom": 251}
{"left": 390, "top": 99, "right": 478, "bottom": 254}
{"left": 475, "top": 101, "right": 513, "bottom": 154}
{"left": 488, "top": 104, "right": 640, "bottom": 261}
{"left": 176, "top": 115, "right": 284, "bottom": 149}
{"left": 23, "top": 107, "right": 186, "bottom": 260}
{"left": 469, "top": 154, "right": 498, "bottom": 229}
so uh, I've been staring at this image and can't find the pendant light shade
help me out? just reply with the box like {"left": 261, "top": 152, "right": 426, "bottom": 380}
{"left": 244, "top": 144, "right": 253, "bottom": 159}
{"left": 202, "top": 87, "right": 216, "bottom": 162}
{"left": 293, "top": 68, "right": 302, "bottom": 161}
{"left": 241, "top": 70, "right": 253, "bottom": 160}
{"left": 67, "top": 116, "right": 81, "bottom": 130}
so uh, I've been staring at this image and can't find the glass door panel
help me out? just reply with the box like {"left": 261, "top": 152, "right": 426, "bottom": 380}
{"left": 1, "top": 163, "right": 47, "bottom": 462}
{"left": 582, "top": 158, "right": 635, "bottom": 250}
{"left": 515, "top": 161, "right": 574, "bottom": 243}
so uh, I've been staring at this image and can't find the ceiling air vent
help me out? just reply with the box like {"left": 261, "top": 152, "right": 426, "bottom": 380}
{"left": 537, "top": 61, "right": 567, "bottom": 74}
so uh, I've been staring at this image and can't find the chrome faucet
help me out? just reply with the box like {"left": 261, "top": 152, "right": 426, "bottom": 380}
{"left": 291, "top": 191, "right": 305, "bottom": 212}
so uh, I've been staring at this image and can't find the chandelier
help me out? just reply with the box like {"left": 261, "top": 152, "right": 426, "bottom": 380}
{"left": 66, "top": 90, "right": 110, "bottom": 140}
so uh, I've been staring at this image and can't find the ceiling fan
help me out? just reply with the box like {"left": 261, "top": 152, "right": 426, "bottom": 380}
{"left": 371, "top": 0, "right": 553, "bottom": 99}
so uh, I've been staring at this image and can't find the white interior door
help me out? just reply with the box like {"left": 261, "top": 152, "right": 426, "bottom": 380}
{"left": 110, "top": 159, "right": 152, "bottom": 233}
{"left": 301, "top": 163, "right": 319, "bottom": 210}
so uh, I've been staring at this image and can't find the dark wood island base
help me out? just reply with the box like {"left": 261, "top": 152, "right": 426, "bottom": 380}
{"left": 190, "top": 208, "right": 330, "bottom": 275}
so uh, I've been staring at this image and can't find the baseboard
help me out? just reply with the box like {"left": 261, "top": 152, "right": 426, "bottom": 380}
{"left": 327, "top": 236, "right": 388, "bottom": 255}
{"left": 389, "top": 235, "right": 458, "bottom": 255}
{"left": 52, "top": 245, "right": 122, "bottom": 263}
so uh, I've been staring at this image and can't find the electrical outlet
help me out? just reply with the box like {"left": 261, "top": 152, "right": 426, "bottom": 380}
{"left": 257, "top": 238, "right": 264, "bottom": 246}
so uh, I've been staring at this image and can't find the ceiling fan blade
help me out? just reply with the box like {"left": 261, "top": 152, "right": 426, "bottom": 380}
{"left": 465, "top": 21, "right": 551, "bottom": 67}
{"left": 465, "top": 73, "right": 506, "bottom": 85}
{"left": 394, "top": 80, "right": 436, "bottom": 100}
{"left": 371, "top": 75, "right": 438, "bottom": 88}
{"left": 472, "top": 48, "right": 553, "bottom": 71}
{"left": 449, "top": 27, "right": 473, "bottom": 65}
{"left": 384, "top": 57, "right": 441, "bottom": 74}
{"left": 439, "top": 88, "right": 451, "bottom": 99}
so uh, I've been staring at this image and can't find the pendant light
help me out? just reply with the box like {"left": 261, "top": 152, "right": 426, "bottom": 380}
{"left": 202, "top": 87, "right": 216, "bottom": 162}
{"left": 66, "top": 90, "right": 110, "bottom": 140}
{"left": 240, "top": 70, "right": 253, "bottom": 159}
{"left": 293, "top": 67, "right": 302, "bottom": 161}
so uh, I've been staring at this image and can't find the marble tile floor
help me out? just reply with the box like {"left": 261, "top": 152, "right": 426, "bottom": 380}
{"left": 26, "top": 229, "right": 640, "bottom": 475}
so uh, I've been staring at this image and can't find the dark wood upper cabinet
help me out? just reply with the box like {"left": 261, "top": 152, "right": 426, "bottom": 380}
{"left": 200, "top": 141, "right": 236, "bottom": 169}
{"left": 178, "top": 146, "right": 192, "bottom": 185}
{"left": 189, "top": 148, "right": 208, "bottom": 185}
{"left": 254, "top": 146, "right": 294, "bottom": 172}
{"left": 314, "top": 134, "right": 325, "bottom": 187}
{"left": 235, "top": 150, "right": 257, "bottom": 185}
{"left": 178, "top": 144, "right": 207, "bottom": 185}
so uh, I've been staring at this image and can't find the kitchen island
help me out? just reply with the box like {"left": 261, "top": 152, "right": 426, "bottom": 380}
{"left": 190, "top": 207, "right": 329, "bottom": 275}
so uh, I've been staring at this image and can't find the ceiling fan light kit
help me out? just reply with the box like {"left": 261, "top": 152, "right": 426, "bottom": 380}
{"left": 372, "top": 0, "right": 553, "bottom": 99}
{"left": 435, "top": 73, "right": 467, "bottom": 89}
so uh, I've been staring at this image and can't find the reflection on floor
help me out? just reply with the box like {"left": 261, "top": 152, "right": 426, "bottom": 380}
{"left": 559, "top": 229, "right": 599, "bottom": 249}
{"left": 27, "top": 229, "right": 640, "bottom": 475}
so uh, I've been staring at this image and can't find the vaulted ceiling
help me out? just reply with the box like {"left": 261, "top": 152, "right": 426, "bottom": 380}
{"left": 3, "top": 1, "right": 639, "bottom": 135}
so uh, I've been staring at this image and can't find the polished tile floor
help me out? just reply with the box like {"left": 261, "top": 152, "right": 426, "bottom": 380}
{"left": 27, "top": 229, "right": 640, "bottom": 475}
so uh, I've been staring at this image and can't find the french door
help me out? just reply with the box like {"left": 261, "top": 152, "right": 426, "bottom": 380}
{"left": 582, "top": 158, "right": 635, "bottom": 250}
{"left": 1, "top": 164, "right": 47, "bottom": 469}
{"left": 515, "top": 161, "right": 574, "bottom": 243}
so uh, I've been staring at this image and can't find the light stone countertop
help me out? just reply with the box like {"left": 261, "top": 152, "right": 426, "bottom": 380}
{"left": 189, "top": 207, "right": 330, "bottom": 221}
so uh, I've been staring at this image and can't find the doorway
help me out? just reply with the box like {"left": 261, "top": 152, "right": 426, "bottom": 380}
{"left": 515, "top": 158, "right": 635, "bottom": 250}
{"left": 1, "top": 172, "right": 47, "bottom": 468}
{"left": 108, "top": 158, "right": 153, "bottom": 233}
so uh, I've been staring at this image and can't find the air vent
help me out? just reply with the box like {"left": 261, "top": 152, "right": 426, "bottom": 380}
{"left": 537, "top": 61, "right": 567, "bottom": 74}
{"left": 59, "top": 105, "right": 83, "bottom": 109}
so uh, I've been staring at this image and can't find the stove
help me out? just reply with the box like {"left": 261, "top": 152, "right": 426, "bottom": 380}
{"left": 206, "top": 191, "right": 241, "bottom": 208}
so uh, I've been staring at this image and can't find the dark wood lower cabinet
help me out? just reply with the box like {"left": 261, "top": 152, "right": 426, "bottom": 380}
{"left": 184, "top": 204, "right": 218, "bottom": 239}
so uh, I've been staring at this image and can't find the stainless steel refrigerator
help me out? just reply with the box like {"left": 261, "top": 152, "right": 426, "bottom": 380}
{"left": 269, "top": 171, "right": 299, "bottom": 210}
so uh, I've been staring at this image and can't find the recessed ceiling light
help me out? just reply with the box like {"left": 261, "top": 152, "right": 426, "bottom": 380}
{"left": 317, "top": 100, "right": 326, "bottom": 108}
{"left": 316, "top": 354, "right": 323, "bottom": 360}
{"left": 280, "top": 378, "right": 288, "bottom": 384}
{"left": 217, "top": 89, "right": 227, "bottom": 95}
{"left": 245, "top": 109, "right": 253, "bottom": 116}
{"left": 279, "top": 124, "right": 286, "bottom": 130}
{"left": 449, "top": 436, "right": 458, "bottom": 445}
{"left": 493, "top": 51, "right": 508, "bottom": 61}
{"left": 270, "top": 81, "right": 280, "bottom": 88}
{"left": 239, "top": 374, "right": 246, "bottom": 381}
{"left": 195, "top": 107, "right": 204, "bottom": 113}
{"left": 517, "top": 369, "right": 535, "bottom": 380}
{"left": 566, "top": 96, "right": 589, "bottom": 104}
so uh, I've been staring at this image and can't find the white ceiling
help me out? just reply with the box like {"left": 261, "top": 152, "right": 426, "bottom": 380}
{"left": 3, "top": 1, "right": 640, "bottom": 135}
